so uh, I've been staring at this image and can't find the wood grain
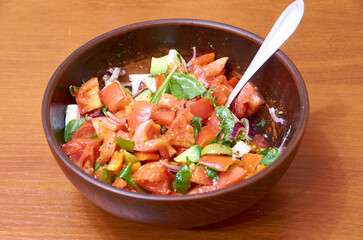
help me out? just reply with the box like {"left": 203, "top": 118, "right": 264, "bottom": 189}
{"left": 0, "top": 0, "right": 362, "bottom": 239}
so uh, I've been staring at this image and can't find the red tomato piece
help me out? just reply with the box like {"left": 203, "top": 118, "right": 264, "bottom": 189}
{"left": 157, "top": 93, "right": 186, "bottom": 111}
{"left": 132, "top": 161, "right": 171, "bottom": 183}
{"left": 204, "top": 57, "right": 228, "bottom": 77}
{"left": 195, "top": 125, "right": 219, "bottom": 148}
{"left": 206, "top": 111, "right": 221, "bottom": 132}
{"left": 99, "top": 82, "right": 132, "bottom": 112}
{"left": 228, "top": 76, "right": 239, "bottom": 88}
{"left": 126, "top": 101, "right": 158, "bottom": 130}
{"left": 230, "top": 82, "right": 265, "bottom": 119}
{"left": 75, "top": 77, "right": 102, "bottom": 114}
{"left": 112, "top": 178, "right": 127, "bottom": 189}
{"left": 187, "top": 185, "right": 221, "bottom": 194}
{"left": 216, "top": 165, "right": 247, "bottom": 187}
{"left": 151, "top": 110, "right": 175, "bottom": 128}
{"left": 91, "top": 117, "right": 121, "bottom": 141}
{"left": 190, "top": 166, "right": 213, "bottom": 185}
{"left": 190, "top": 98, "right": 214, "bottom": 120}
{"left": 62, "top": 138, "right": 101, "bottom": 170}
{"left": 71, "top": 121, "right": 96, "bottom": 140}
{"left": 192, "top": 52, "right": 215, "bottom": 66}
{"left": 197, "top": 155, "right": 235, "bottom": 171}
{"left": 240, "top": 153, "right": 263, "bottom": 173}
{"left": 116, "top": 129, "right": 132, "bottom": 141}
{"left": 165, "top": 108, "right": 195, "bottom": 148}
{"left": 97, "top": 132, "right": 117, "bottom": 165}
{"left": 137, "top": 179, "right": 171, "bottom": 195}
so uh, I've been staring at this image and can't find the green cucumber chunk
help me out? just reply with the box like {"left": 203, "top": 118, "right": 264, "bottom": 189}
{"left": 134, "top": 89, "right": 154, "bottom": 102}
{"left": 201, "top": 143, "right": 232, "bottom": 156}
{"left": 150, "top": 56, "right": 168, "bottom": 76}
{"left": 174, "top": 145, "right": 201, "bottom": 163}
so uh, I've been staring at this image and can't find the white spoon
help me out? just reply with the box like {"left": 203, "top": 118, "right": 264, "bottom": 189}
{"left": 225, "top": 0, "right": 305, "bottom": 107}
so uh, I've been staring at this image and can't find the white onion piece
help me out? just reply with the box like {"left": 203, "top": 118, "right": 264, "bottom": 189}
{"left": 159, "top": 160, "right": 181, "bottom": 173}
{"left": 106, "top": 111, "right": 126, "bottom": 125}
{"left": 119, "top": 69, "right": 127, "bottom": 76}
{"left": 108, "top": 67, "right": 121, "bottom": 83}
{"left": 269, "top": 107, "right": 285, "bottom": 124}
{"left": 186, "top": 46, "right": 197, "bottom": 67}
{"left": 279, "top": 125, "right": 291, "bottom": 153}
{"left": 120, "top": 82, "right": 132, "bottom": 87}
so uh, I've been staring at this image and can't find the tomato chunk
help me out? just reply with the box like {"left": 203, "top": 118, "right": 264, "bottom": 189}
{"left": 62, "top": 138, "right": 101, "bottom": 171}
{"left": 190, "top": 98, "right": 214, "bottom": 120}
{"left": 71, "top": 121, "right": 96, "bottom": 140}
{"left": 197, "top": 155, "right": 235, "bottom": 171}
{"left": 91, "top": 117, "right": 121, "bottom": 141}
{"left": 240, "top": 153, "right": 262, "bottom": 173}
{"left": 165, "top": 108, "right": 195, "bottom": 147}
{"left": 192, "top": 52, "right": 215, "bottom": 66}
{"left": 75, "top": 77, "right": 102, "bottom": 114}
{"left": 195, "top": 125, "right": 219, "bottom": 148}
{"left": 190, "top": 166, "right": 213, "bottom": 185}
{"left": 132, "top": 161, "right": 171, "bottom": 182}
{"left": 230, "top": 82, "right": 265, "bottom": 119}
{"left": 126, "top": 101, "right": 158, "bottom": 130}
{"left": 99, "top": 82, "right": 132, "bottom": 112}
{"left": 151, "top": 110, "right": 175, "bottom": 128}
{"left": 158, "top": 93, "right": 186, "bottom": 111}
{"left": 216, "top": 165, "right": 247, "bottom": 187}
{"left": 97, "top": 132, "right": 117, "bottom": 165}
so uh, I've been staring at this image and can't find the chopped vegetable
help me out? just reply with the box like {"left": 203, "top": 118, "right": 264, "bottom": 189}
{"left": 116, "top": 137, "right": 135, "bottom": 153}
{"left": 63, "top": 115, "right": 87, "bottom": 142}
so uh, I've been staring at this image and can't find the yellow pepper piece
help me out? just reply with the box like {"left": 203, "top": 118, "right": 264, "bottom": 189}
{"left": 108, "top": 151, "right": 124, "bottom": 174}
{"left": 131, "top": 161, "right": 141, "bottom": 173}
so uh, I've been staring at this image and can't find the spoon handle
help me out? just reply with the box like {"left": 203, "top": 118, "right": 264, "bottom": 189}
{"left": 225, "top": 0, "right": 305, "bottom": 107}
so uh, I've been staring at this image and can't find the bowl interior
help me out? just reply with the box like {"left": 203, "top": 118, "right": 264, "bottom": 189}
{"left": 44, "top": 19, "right": 308, "bottom": 196}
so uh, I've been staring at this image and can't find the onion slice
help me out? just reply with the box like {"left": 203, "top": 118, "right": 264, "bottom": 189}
{"left": 230, "top": 122, "right": 246, "bottom": 140}
{"left": 269, "top": 107, "right": 285, "bottom": 124}
{"left": 186, "top": 46, "right": 197, "bottom": 67}
{"left": 106, "top": 111, "right": 126, "bottom": 125}
{"left": 108, "top": 67, "right": 121, "bottom": 83}
{"left": 159, "top": 160, "right": 181, "bottom": 173}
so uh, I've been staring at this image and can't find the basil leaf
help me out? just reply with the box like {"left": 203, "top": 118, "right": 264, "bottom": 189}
{"left": 169, "top": 73, "right": 206, "bottom": 99}
{"left": 256, "top": 119, "right": 266, "bottom": 127}
{"left": 63, "top": 115, "right": 87, "bottom": 142}
{"left": 100, "top": 168, "right": 111, "bottom": 184}
{"left": 257, "top": 147, "right": 280, "bottom": 166}
{"left": 175, "top": 164, "right": 192, "bottom": 194}
{"left": 191, "top": 116, "right": 202, "bottom": 139}
{"left": 116, "top": 137, "right": 135, "bottom": 152}
{"left": 117, "top": 162, "right": 144, "bottom": 192}
{"left": 94, "top": 162, "right": 102, "bottom": 173}
{"left": 150, "top": 65, "right": 178, "bottom": 104}
{"left": 89, "top": 134, "right": 99, "bottom": 139}
{"left": 215, "top": 106, "right": 236, "bottom": 142}
{"left": 101, "top": 104, "right": 108, "bottom": 117}
{"left": 205, "top": 167, "right": 219, "bottom": 182}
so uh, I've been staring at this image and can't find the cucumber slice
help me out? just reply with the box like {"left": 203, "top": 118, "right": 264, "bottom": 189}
{"left": 174, "top": 145, "right": 201, "bottom": 163}
{"left": 201, "top": 143, "right": 232, "bottom": 156}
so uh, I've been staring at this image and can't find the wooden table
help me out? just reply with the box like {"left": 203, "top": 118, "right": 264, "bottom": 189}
{"left": 1, "top": 0, "right": 362, "bottom": 239}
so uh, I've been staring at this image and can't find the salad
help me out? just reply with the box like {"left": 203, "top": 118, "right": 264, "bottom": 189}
{"left": 62, "top": 49, "right": 282, "bottom": 195}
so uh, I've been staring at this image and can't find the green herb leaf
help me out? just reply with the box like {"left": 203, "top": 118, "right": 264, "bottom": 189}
{"left": 89, "top": 134, "right": 99, "bottom": 139}
{"left": 116, "top": 137, "right": 135, "bottom": 152}
{"left": 101, "top": 104, "right": 108, "bottom": 117}
{"left": 93, "top": 162, "right": 102, "bottom": 173}
{"left": 205, "top": 167, "right": 219, "bottom": 182}
{"left": 100, "top": 168, "right": 111, "bottom": 184}
{"left": 150, "top": 65, "right": 178, "bottom": 104}
{"left": 204, "top": 84, "right": 217, "bottom": 107}
{"left": 257, "top": 147, "right": 280, "bottom": 166}
{"left": 215, "top": 106, "right": 236, "bottom": 142}
{"left": 169, "top": 73, "right": 206, "bottom": 99}
{"left": 191, "top": 116, "right": 202, "bottom": 139}
{"left": 175, "top": 164, "right": 192, "bottom": 194}
{"left": 69, "top": 85, "right": 79, "bottom": 97}
{"left": 63, "top": 115, "right": 87, "bottom": 142}
{"left": 256, "top": 119, "right": 266, "bottom": 127}
{"left": 117, "top": 161, "right": 144, "bottom": 192}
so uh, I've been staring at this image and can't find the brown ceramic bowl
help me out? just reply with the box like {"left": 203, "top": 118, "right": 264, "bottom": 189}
{"left": 42, "top": 19, "right": 308, "bottom": 228}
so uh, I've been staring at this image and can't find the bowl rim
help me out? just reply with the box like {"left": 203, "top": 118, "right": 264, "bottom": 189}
{"left": 42, "top": 18, "right": 309, "bottom": 201}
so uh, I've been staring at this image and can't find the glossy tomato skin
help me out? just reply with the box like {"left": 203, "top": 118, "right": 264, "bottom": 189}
{"left": 192, "top": 52, "right": 215, "bottom": 66}
{"left": 71, "top": 121, "right": 96, "bottom": 140}
{"left": 190, "top": 166, "right": 213, "bottom": 185}
{"left": 91, "top": 117, "right": 121, "bottom": 141}
{"left": 75, "top": 77, "right": 102, "bottom": 114}
{"left": 158, "top": 93, "right": 186, "bottom": 111}
{"left": 62, "top": 138, "right": 101, "bottom": 172}
{"left": 230, "top": 82, "right": 265, "bottom": 119}
{"left": 97, "top": 132, "right": 117, "bottom": 165}
{"left": 126, "top": 101, "right": 158, "bottom": 130}
{"left": 190, "top": 98, "right": 214, "bottom": 120}
{"left": 99, "top": 82, "right": 132, "bottom": 112}
{"left": 165, "top": 108, "right": 195, "bottom": 148}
